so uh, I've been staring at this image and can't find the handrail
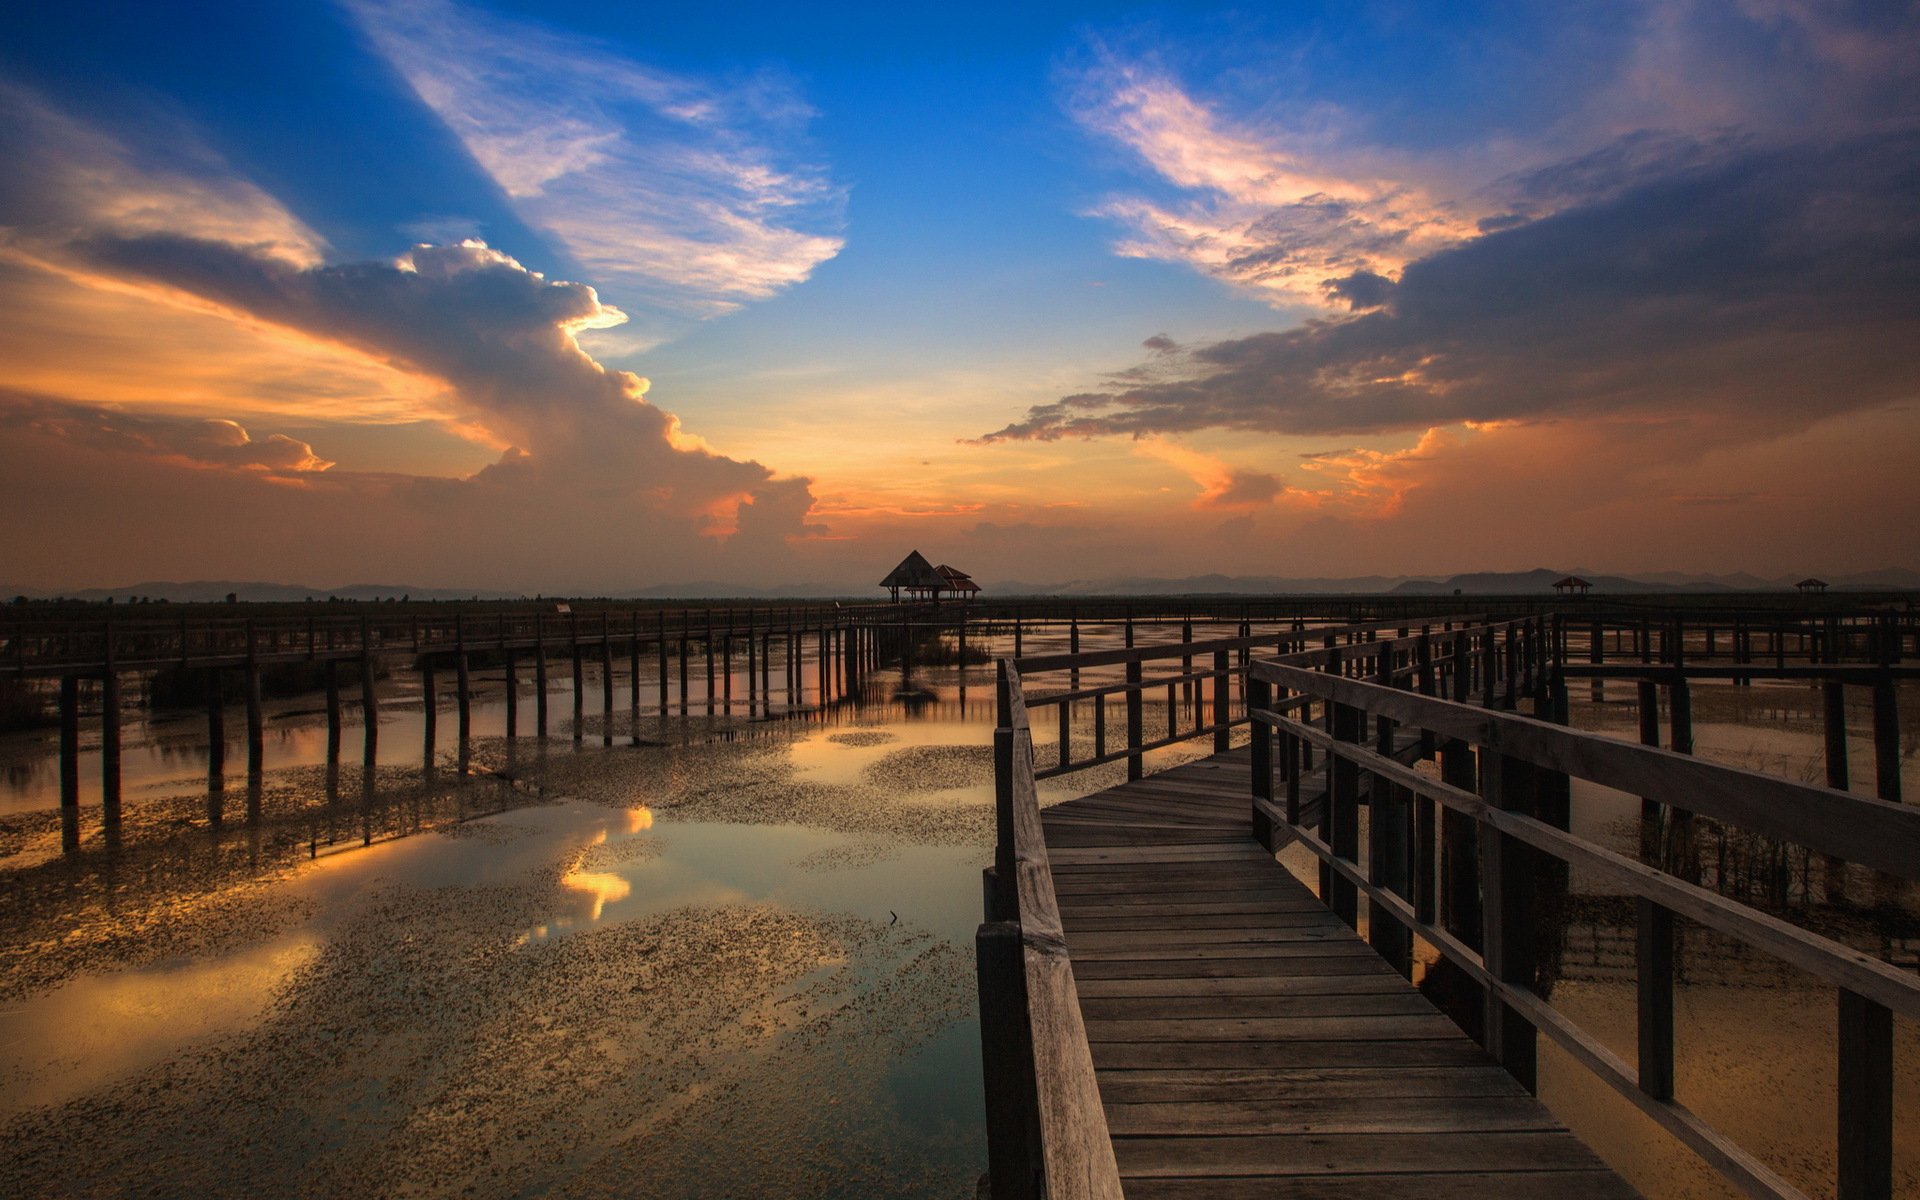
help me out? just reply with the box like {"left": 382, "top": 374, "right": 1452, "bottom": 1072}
{"left": 1248, "top": 657, "right": 1917, "bottom": 1200}
{"left": 1013, "top": 613, "right": 1543, "bottom": 781}
{"left": 977, "top": 660, "right": 1124, "bottom": 1199}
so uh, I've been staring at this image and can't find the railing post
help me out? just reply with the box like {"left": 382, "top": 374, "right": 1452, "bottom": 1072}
{"left": 1871, "top": 671, "right": 1901, "bottom": 804}
{"left": 1327, "top": 698, "right": 1361, "bottom": 928}
{"left": 1369, "top": 717, "right": 1414, "bottom": 977}
{"left": 1125, "top": 660, "right": 1143, "bottom": 781}
{"left": 1637, "top": 899, "right": 1675, "bottom": 1101}
{"left": 976, "top": 920, "right": 1041, "bottom": 1200}
{"left": 1838, "top": 989, "right": 1894, "bottom": 1200}
{"left": 59, "top": 675, "right": 79, "bottom": 854}
{"left": 1212, "top": 648, "right": 1230, "bottom": 752}
{"left": 1479, "top": 749, "right": 1541, "bottom": 1091}
{"left": 1250, "top": 674, "right": 1274, "bottom": 849}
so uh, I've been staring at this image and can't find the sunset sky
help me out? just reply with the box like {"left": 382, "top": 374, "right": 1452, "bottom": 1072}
{"left": 2, "top": 1, "right": 1916, "bottom": 592}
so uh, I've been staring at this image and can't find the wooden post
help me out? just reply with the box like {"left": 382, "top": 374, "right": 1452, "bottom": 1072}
{"left": 324, "top": 660, "right": 340, "bottom": 761}
{"left": 1823, "top": 680, "right": 1850, "bottom": 789}
{"left": 1637, "top": 899, "right": 1675, "bottom": 1101}
{"left": 1837, "top": 989, "right": 1894, "bottom": 1200}
{"left": 570, "top": 618, "right": 585, "bottom": 742}
{"left": 1638, "top": 680, "right": 1662, "bottom": 862}
{"left": 1212, "top": 648, "right": 1230, "bottom": 752}
{"left": 504, "top": 650, "right": 518, "bottom": 739}
{"left": 746, "top": 622, "right": 758, "bottom": 715}
{"left": 601, "top": 617, "right": 615, "bottom": 744}
{"left": 1327, "top": 700, "right": 1361, "bottom": 928}
{"left": 359, "top": 637, "right": 379, "bottom": 773}
{"left": 1125, "top": 659, "right": 1143, "bottom": 781}
{"left": 535, "top": 620, "right": 550, "bottom": 739}
{"left": 630, "top": 612, "right": 642, "bottom": 723}
{"left": 1452, "top": 631, "right": 1472, "bottom": 703}
{"left": 1369, "top": 706, "right": 1414, "bottom": 977}
{"left": 976, "top": 920, "right": 1040, "bottom": 1199}
{"left": 1439, "top": 742, "right": 1480, "bottom": 946}
{"left": 679, "top": 618, "right": 690, "bottom": 713}
{"left": 422, "top": 657, "right": 437, "bottom": 769}
{"left": 245, "top": 662, "right": 264, "bottom": 789}
{"left": 1479, "top": 749, "right": 1541, "bottom": 1091}
{"left": 1249, "top": 676, "right": 1274, "bottom": 849}
{"left": 706, "top": 611, "right": 717, "bottom": 713}
{"left": 456, "top": 617, "right": 472, "bottom": 747}
{"left": 1871, "top": 673, "right": 1901, "bottom": 803}
{"left": 208, "top": 674, "right": 228, "bottom": 800}
{"left": 100, "top": 666, "right": 121, "bottom": 835}
{"left": 60, "top": 675, "right": 80, "bottom": 853}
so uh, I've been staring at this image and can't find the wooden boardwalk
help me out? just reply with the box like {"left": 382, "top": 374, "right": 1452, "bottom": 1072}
{"left": 1041, "top": 745, "right": 1636, "bottom": 1198}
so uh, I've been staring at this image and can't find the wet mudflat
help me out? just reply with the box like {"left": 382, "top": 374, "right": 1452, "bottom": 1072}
{"left": 0, "top": 667, "right": 1004, "bottom": 1198}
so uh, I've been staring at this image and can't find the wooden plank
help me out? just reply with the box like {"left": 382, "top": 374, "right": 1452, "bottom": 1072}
{"left": 1080, "top": 991, "right": 1438, "bottom": 1020}
{"left": 1093, "top": 1065, "right": 1527, "bottom": 1103}
{"left": 1119, "top": 1170, "right": 1637, "bottom": 1199}
{"left": 1109, "top": 1130, "right": 1611, "bottom": 1177}
{"left": 1102, "top": 1094, "right": 1560, "bottom": 1136}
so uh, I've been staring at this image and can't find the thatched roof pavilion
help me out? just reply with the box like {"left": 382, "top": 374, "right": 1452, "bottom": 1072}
{"left": 880, "top": 550, "right": 947, "bottom": 602}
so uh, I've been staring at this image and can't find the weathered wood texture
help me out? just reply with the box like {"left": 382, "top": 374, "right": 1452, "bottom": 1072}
{"left": 1039, "top": 747, "right": 1635, "bottom": 1198}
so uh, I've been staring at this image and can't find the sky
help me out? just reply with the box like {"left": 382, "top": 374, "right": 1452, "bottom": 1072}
{"left": 1, "top": 0, "right": 1916, "bottom": 593}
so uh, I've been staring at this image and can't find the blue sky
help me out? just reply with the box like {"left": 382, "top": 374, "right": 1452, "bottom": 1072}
{"left": 2, "top": 1, "right": 1916, "bottom": 590}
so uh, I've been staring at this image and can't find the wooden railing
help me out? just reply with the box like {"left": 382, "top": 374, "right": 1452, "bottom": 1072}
{"left": 976, "top": 661, "right": 1124, "bottom": 1199}
{"left": 976, "top": 614, "right": 1539, "bottom": 1197}
{"left": 1012, "top": 613, "right": 1540, "bottom": 781}
{"left": 1247, "top": 652, "right": 1920, "bottom": 1200}
{"left": 1, "top": 604, "right": 879, "bottom": 677}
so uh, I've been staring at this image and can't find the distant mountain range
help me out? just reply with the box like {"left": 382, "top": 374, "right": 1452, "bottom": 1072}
{"left": 980, "top": 567, "right": 1920, "bottom": 596}
{"left": 7, "top": 566, "right": 1918, "bottom": 603}
{"left": 1, "top": 580, "right": 525, "bottom": 603}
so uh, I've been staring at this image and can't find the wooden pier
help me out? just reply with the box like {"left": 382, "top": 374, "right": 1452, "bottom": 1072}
{"left": 978, "top": 616, "right": 1920, "bottom": 1200}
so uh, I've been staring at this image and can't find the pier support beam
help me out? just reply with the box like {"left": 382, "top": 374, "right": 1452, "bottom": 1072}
{"left": 60, "top": 675, "right": 80, "bottom": 853}
{"left": 100, "top": 666, "right": 121, "bottom": 836}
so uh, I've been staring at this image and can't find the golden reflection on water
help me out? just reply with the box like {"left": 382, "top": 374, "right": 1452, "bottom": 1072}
{"left": 0, "top": 935, "right": 319, "bottom": 1120}
{"left": 625, "top": 806, "right": 653, "bottom": 833}
{"left": 562, "top": 830, "right": 634, "bottom": 921}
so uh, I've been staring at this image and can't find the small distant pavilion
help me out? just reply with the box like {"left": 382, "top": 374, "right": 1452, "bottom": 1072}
{"left": 1796, "top": 577, "right": 1829, "bottom": 595}
{"left": 880, "top": 550, "right": 949, "bottom": 602}
{"left": 935, "top": 564, "right": 981, "bottom": 601}
{"left": 1552, "top": 575, "right": 1593, "bottom": 597}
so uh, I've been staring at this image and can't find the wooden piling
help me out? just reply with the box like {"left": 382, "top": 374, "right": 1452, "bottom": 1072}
{"left": 504, "top": 650, "right": 518, "bottom": 738}
{"left": 1871, "top": 673, "right": 1901, "bottom": 803}
{"left": 60, "top": 675, "right": 80, "bottom": 853}
{"left": 570, "top": 619, "right": 584, "bottom": 742}
{"left": 208, "top": 676, "right": 227, "bottom": 798}
{"left": 100, "top": 664, "right": 121, "bottom": 834}
{"left": 245, "top": 663, "right": 264, "bottom": 786}
{"left": 324, "top": 659, "right": 341, "bottom": 760}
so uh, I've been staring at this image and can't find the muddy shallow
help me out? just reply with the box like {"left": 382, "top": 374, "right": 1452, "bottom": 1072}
{"left": 0, "top": 665, "right": 1003, "bottom": 1198}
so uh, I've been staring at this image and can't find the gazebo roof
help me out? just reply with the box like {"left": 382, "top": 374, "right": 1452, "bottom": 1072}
{"left": 1553, "top": 575, "right": 1592, "bottom": 588}
{"left": 935, "top": 564, "right": 980, "bottom": 592}
{"left": 1796, "top": 577, "right": 1828, "bottom": 588}
{"left": 879, "top": 550, "right": 945, "bottom": 590}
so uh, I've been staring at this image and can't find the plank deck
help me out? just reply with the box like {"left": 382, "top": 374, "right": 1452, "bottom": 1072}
{"left": 1040, "top": 745, "right": 1637, "bottom": 1198}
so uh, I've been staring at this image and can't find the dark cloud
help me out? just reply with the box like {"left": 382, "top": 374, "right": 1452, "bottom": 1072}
{"left": 1321, "top": 270, "right": 1394, "bottom": 311}
{"left": 1205, "top": 469, "right": 1283, "bottom": 508}
{"left": 981, "top": 129, "right": 1920, "bottom": 442}
{"left": 0, "top": 393, "right": 331, "bottom": 472}
{"left": 65, "top": 236, "right": 811, "bottom": 525}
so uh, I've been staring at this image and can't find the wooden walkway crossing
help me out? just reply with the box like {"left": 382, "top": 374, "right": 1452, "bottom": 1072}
{"left": 1040, "top": 745, "right": 1635, "bottom": 1198}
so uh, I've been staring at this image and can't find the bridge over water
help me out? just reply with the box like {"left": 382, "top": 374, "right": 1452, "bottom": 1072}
{"left": 977, "top": 614, "right": 1920, "bottom": 1199}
